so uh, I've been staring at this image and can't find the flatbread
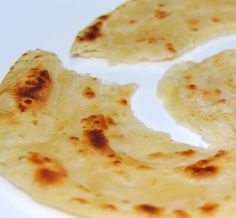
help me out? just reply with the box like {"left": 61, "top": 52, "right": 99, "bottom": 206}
{"left": 158, "top": 50, "right": 236, "bottom": 148}
{"left": 70, "top": 0, "right": 236, "bottom": 63}
{"left": 1, "top": 50, "right": 236, "bottom": 218}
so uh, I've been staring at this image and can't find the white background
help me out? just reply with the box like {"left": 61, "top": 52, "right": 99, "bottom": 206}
{"left": 1, "top": 0, "right": 236, "bottom": 217}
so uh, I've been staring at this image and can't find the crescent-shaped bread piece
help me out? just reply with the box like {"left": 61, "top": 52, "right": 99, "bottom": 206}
{"left": 158, "top": 50, "right": 236, "bottom": 147}
{"left": 71, "top": 0, "right": 236, "bottom": 63}
{"left": 1, "top": 50, "right": 236, "bottom": 218}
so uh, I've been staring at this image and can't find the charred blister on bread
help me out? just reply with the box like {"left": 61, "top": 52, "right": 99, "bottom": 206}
{"left": 35, "top": 167, "right": 67, "bottom": 186}
{"left": 199, "top": 202, "right": 219, "bottom": 216}
{"left": 135, "top": 204, "right": 164, "bottom": 216}
{"left": 26, "top": 152, "right": 67, "bottom": 186}
{"left": 182, "top": 150, "right": 227, "bottom": 179}
{"left": 84, "top": 129, "right": 114, "bottom": 156}
{"left": 12, "top": 67, "right": 52, "bottom": 112}
{"left": 76, "top": 15, "right": 109, "bottom": 42}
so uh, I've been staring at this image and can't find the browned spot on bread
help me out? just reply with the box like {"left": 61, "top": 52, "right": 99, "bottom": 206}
{"left": 184, "top": 75, "right": 192, "bottom": 80}
{"left": 28, "top": 152, "right": 51, "bottom": 165}
{"left": 148, "top": 152, "right": 165, "bottom": 160}
{"left": 107, "top": 153, "right": 116, "bottom": 159}
{"left": 119, "top": 98, "right": 128, "bottom": 106}
{"left": 113, "top": 170, "right": 129, "bottom": 179}
{"left": 212, "top": 17, "right": 221, "bottom": 22}
{"left": 33, "top": 53, "right": 46, "bottom": 59}
{"left": 13, "top": 68, "right": 52, "bottom": 112}
{"left": 214, "top": 89, "right": 222, "bottom": 95}
{"left": 213, "top": 150, "right": 227, "bottom": 159}
{"left": 86, "top": 130, "right": 108, "bottom": 148}
{"left": 98, "top": 15, "right": 109, "bottom": 21}
{"left": 188, "top": 19, "right": 199, "bottom": 26}
{"left": 24, "top": 99, "right": 33, "bottom": 104}
{"left": 34, "top": 54, "right": 42, "bottom": 59}
{"left": 112, "top": 160, "right": 122, "bottom": 166}
{"left": 195, "top": 150, "right": 227, "bottom": 165}
{"left": 148, "top": 37, "right": 157, "bottom": 44}
{"left": 187, "top": 84, "right": 197, "bottom": 91}
{"left": 202, "top": 89, "right": 211, "bottom": 96}
{"left": 77, "top": 184, "right": 90, "bottom": 193}
{"left": 82, "top": 114, "right": 108, "bottom": 130}
{"left": 191, "top": 86, "right": 225, "bottom": 99}
{"left": 106, "top": 116, "right": 116, "bottom": 126}
{"left": 176, "top": 149, "right": 196, "bottom": 157}
{"left": 122, "top": 200, "right": 130, "bottom": 204}
{"left": 18, "top": 103, "right": 26, "bottom": 112}
{"left": 174, "top": 209, "right": 190, "bottom": 218}
{"left": 166, "top": 43, "right": 176, "bottom": 53}
{"left": 100, "top": 204, "right": 117, "bottom": 211}
{"left": 18, "top": 156, "right": 25, "bottom": 161}
{"left": 155, "top": 9, "right": 171, "bottom": 19}
{"left": 158, "top": 3, "right": 165, "bottom": 7}
{"left": 199, "top": 202, "right": 219, "bottom": 215}
{"left": 9, "top": 65, "right": 15, "bottom": 71}
{"left": 109, "top": 155, "right": 123, "bottom": 166}
{"left": 136, "top": 165, "right": 152, "bottom": 170}
{"left": 225, "top": 78, "right": 236, "bottom": 90}
{"left": 71, "top": 198, "right": 88, "bottom": 204}
{"left": 69, "top": 136, "right": 80, "bottom": 144}
{"left": 196, "top": 158, "right": 209, "bottom": 165}
{"left": 85, "top": 129, "right": 113, "bottom": 155}
{"left": 135, "top": 204, "right": 163, "bottom": 216}
{"left": 136, "top": 38, "right": 145, "bottom": 43}
{"left": 191, "top": 27, "right": 198, "bottom": 32}
{"left": 81, "top": 114, "right": 115, "bottom": 130}
{"left": 78, "top": 23, "right": 102, "bottom": 41}
{"left": 77, "top": 15, "right": 109, "bottom": 41}
{"left": 129, "top": 19, "right": 136, "bottom": 24}
{"left": 224, "top": 195, "right": 232, "bottom": 201}
{"left": 69, "top": 136, "right": 80, "bottom": 141}
{"left": 188, "top": 19, "right": 200, "bottom": 32}
{"left": 28, "top": 152, "right": 67, "bottom": 186}
{"left": 183, "top": 150, "right": 226, "bottom": 179}
{"left": 83, "top": 87, "right": 96, "bottom": 99}
{"left": 136, "top": 37, "right": 157, "bottom": 44}
{"left": 184, "top": 164, "right": 218, "bottom": 179}
{"left": 35, "top": 167, "right": 67, "bottom": 186}
{"left": 78, "top": 149, "right": 87, "bottom": 156}
{"left": 113, "top": 170, "right": 127, "bottom": 177}
{"left": 217, "top": 99, "right": 226, "bottom": 104}
{"left": 22, "top": 52, "right": 28, "bottom": 57}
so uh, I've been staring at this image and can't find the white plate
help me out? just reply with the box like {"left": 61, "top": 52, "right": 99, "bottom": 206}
{"left": 2, "top": 0, "right": 236, "bottom": 217}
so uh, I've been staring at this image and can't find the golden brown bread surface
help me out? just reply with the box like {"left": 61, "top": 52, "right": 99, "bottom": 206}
{"left": 71, "top": 0, "right": 236, "bottom": 63}
{"left": 2, "top": 50, "right": 236, "bottom": 218}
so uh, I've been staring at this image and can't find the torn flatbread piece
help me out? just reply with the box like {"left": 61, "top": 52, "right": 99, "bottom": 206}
{"left": 1, "top": 50, "right": 236, "bottom": 218}
{"left": 71, "top": 0, "right": 236, "bottom": 63}
{"left": 158, "top": 50, "right": 236, "bottom": 147}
